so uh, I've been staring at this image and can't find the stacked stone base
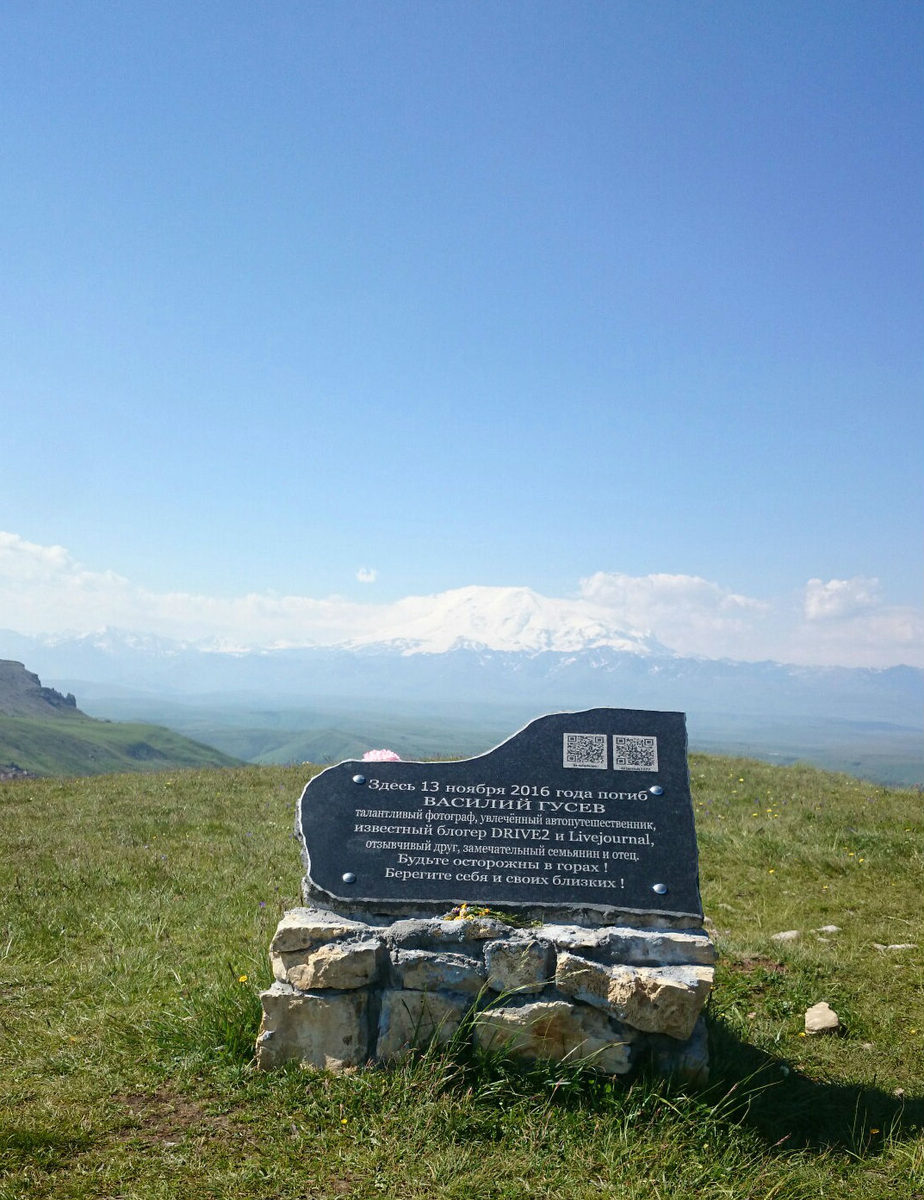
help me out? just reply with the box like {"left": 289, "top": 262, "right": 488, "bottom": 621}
{"left": 256, "top": 907, "right": 715, "bottom": 1082}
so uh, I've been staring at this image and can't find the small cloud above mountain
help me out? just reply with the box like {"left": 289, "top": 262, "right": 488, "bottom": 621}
{"left": 804, "top": 577, "right": 881, "bottom": 620}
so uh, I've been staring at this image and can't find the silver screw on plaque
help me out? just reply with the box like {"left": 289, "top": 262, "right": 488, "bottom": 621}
{"left": 652, "top": 883, "right": 668, "bottom": 895}
{"left": 649, "top": 785, "right": 664, "bottom": 796}
{"left": 342, "top": 872, "right": 357, "bottom": 884}
{"left": 352, "top": 774, "right": 366, "bottom": 785}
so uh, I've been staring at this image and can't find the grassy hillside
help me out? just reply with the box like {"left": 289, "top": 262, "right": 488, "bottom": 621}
{"left": 0, "top": 661, "right": 242, "bottom": 777}
{"left": 1, "top": 756, "right": 922, "bottom": 1198}
{"left": 0, "top": 712, "right": 242, "bottom": 776}
{"left": 74, "top": 693, "right": 924, "bottom": 786}
{"left": 74, "top": 696, "right": 513, "bottom": 767}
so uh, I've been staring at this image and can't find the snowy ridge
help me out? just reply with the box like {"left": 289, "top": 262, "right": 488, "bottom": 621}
{"left": 338, "top": 585, "right": 665, "bottom": 656}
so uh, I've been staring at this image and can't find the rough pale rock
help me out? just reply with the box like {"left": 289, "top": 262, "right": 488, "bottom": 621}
{"left": 474, "top": 999, "right": 633, "bottom": 1074}
{"left": 770, "top": 930, "right": 801, "bottom": 944}
{"left": 275, "top": 938, "right": 385, "bottom": 991}
{"left": 270, "top": 908, "right": 369, "bottom": 954}
{"left": 540, "top": 924, "right": 715, "bottom": 967}
{"left": 376, "top": 988, "right": 469, "bottom": 1059}
{"left": 555, "top": 952, "right": 713, "bottom": 1040}
{"left": 394, "top": 949, "right": 486, "bottom": 994}
{"left": 259, "top": 911, "right": 716, "bottom": 1077}
{"left": 387, "top": 916, "right": 511, "bottom": 949}
{"left": 804, "top": 1001, "right": 840, "bottom": 1035}
{"left": 255, "top": 984, "right": 369, "bottom": 1069}
{"left": 485, "top": 938, "right": 551, "bottom": 993}
{"left": 815, "top": 925, "right": 841, "bottom": 934}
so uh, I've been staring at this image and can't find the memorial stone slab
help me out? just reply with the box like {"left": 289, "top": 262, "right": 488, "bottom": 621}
{"left": 297, "top": 708, "right": 703, "bottom": 921}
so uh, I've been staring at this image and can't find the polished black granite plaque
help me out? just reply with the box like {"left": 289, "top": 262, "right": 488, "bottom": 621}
{"left": 297, "top": 708, "right": 703, "bottom": 919}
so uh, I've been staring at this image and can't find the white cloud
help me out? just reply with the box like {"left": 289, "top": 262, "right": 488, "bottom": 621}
{"left": 356, "top": 567, "right": 378, "bottom": 584}
{"left": 783, "top": 604, "right": 923, "bottom": 668}
{"left": 578, "top": 571, "right": 769, "bottom": 660}
{"left": 0, "top": 532, "right": 920, "bottom": 667}
{"left": 0, "top": 531, "right": 384, "bottom": 647}
{"left": 783, "top": 576, "right": 921, "bottom": 666}
{"left": 577, "top": 569, "right": 923, "bottom": 667}
{"left": 803, "top": 576, "right": 881, "bottom": 620}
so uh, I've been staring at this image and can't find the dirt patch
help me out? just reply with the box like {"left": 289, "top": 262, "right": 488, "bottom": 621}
{"left": 114, "top": 1087, "right": 237, "bottom": 1147}
{"left": 311, "top": 1180, "right": 355, "bottom": 1196}
{"left": 730, "top": 955, "right": 786, "bottom": 975}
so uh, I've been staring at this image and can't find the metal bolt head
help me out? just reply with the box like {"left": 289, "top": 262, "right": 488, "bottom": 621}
{"left": 649, "top": 785, "right": 664, "bottom": 796}
{"left": 652, "top": 882, "right": 668, "bottom": 895}
{"left": 352, "top": 774, "right": 366, "bottom": 785}
{"left": 342, "top": 872, "right": 357, "bottom": 884}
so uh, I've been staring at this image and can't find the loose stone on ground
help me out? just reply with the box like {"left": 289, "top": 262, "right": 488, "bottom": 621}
{"left": 804, "top": 1001, "right": 840, "bottom": 1035}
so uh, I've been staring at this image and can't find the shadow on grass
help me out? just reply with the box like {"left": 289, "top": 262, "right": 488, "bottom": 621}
{"left": 0, "top": 1123, "right": 91, "bottom": 1172}
{"left": 377, "top": 1011, "right": 924, "bottom": 1161}
{"left": 702, "top": 1013, "right": 923, "bottom": 1154}
{"left": 165, "top": 982, "right": 922, "bottom": 1161}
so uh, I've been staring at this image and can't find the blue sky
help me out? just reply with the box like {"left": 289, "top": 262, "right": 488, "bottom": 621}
{"left": 1, "top": 2, "right": 921, "bottom": 666}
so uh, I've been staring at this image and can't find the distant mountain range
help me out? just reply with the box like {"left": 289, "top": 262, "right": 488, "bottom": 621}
{"left": 0, "top": 622, "right": 919, "bottom": 723}
{"left": 0, "top": 612, "right": 920, "bottom": 785}
{"left": 339, "top": 584, "right": 669, "bottom": 655}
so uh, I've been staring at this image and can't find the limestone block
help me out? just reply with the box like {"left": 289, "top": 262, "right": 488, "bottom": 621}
{"left": 376, "top": 988, "right": 469, "bottom": 1059}
{"left": 387, "top": 916, "right": 511, "bottom": 950}
{"left": 385, "top": 919, "right": 437, "bottom": 949}
{"left": 601, "top": 926, "right": 715, "bottom": 967}
{"left": 434, "top": 916, "right": 511, "bottom": 942}
{"left": 394, "top": 949, "right": 486, "bottom": 994}
{"left": 274, "top": 938, "right": 385, "bottom": 990}
{"left": 649, "top": 1016, "right": 710, "bottom": 1085}
{"left": 556, "top": 952, "right": 713, "bottom": 1040}
{"left": 539, "top": 924, "right": 715, "bottom": 967}
{"left": 270, "top": 907, "right": 371, "bottom": 954}
{"left": 474, "top": 999, "right": 633, "bottom": 1074}
{"left": 255, "top": 983, "right": 369, "bottom": 1070}
{"left": 485, "top": 939, "right": 551, "bottom": 994}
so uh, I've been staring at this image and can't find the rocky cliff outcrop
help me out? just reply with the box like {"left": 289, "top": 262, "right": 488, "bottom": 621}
{"left": 0, "top": 660, "right": 79, "bottom": 718}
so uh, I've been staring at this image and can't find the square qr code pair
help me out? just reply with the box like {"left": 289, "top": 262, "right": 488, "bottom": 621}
{"left": 563, "top": 733, "right": 658, "bottom": 772}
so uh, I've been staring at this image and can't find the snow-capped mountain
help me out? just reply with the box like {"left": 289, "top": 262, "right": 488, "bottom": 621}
{"left": 3, "top": 580, "right": 920, "bottom": 785}
{"left": 340, "top": 586, "right": 667, "bottom": 656}
{"left": 0, "top": 620, "right": 920, "bottom": 731}
{"left": 0, "top": 583, "right": 920, "bottom": 737}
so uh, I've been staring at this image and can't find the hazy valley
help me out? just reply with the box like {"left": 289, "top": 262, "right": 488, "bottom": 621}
{"left": 2, "top": 598, "right": 920, "bottom": 785}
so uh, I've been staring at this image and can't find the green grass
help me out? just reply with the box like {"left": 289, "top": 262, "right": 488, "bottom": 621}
{"left": 0, "top": 712, "right": 242, "bottom": 776}
{"left": 1, "top": 757, "right": 922, "bottom": 1198}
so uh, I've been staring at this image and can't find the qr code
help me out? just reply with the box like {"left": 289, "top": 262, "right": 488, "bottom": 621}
{"left": 612, "top": 735, "right": 658, "bottom": 772}
{"left": 563, "top": 732, "right": 608, "bottom": 770}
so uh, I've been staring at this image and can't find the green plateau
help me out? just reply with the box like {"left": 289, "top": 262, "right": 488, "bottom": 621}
{"left": 0, "top": 660, "right": 241, "bottom": 777}
{"left": 1, "top": 755, "right": 922, "bottom": 1199}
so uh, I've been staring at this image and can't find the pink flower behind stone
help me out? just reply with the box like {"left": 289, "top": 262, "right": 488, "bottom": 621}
{"left": 361, "top": 748, "right": 401, "bottom": 761}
